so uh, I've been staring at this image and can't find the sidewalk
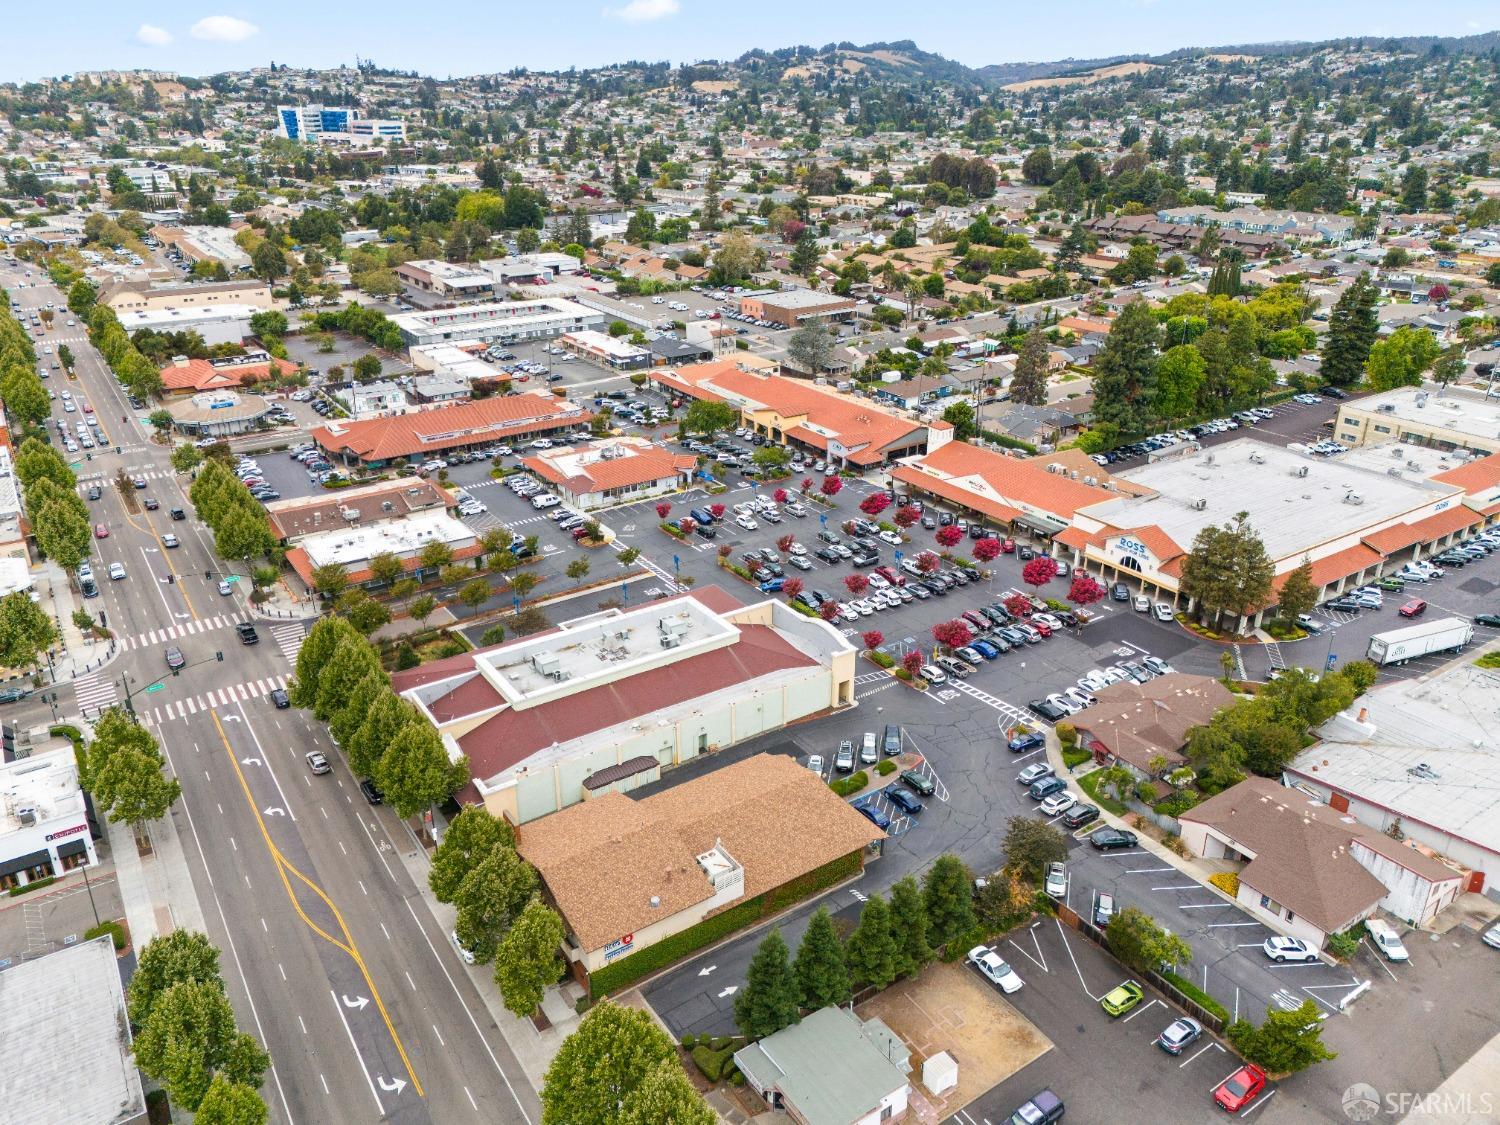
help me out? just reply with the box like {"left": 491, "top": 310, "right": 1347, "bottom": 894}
{"left": 1, "top": 561, "right": 120, "bottom": 688}
{"left": 246, "top": 576, "right": 321, "bottom": 621}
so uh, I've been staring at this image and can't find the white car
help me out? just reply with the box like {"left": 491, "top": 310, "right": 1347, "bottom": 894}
{"left": 1079, "top": 669, "right": 1110, "bottom": 692}
{"left": 1044, "top": 862, "right": 1067, "bottom": 898}
{"left": 806, "top": 754, "right": 824, "bottom": 774}
{"left": 735, "top": 514, "right": 758, "bottom": 530}
{"left": 108, "top": 562, "right": 126, "bottom": 581}
{"left": 967, "top": 946, "right": 1024, "bottom": 993}
{"left": 1045, "top": 693, "right": 1079, "bottom": 716}
{"left": 1262, "top": 936, "right": 1319, "bottom": 963}
{"left": 919, "top": 664, "right": 948, "bottom": 684}
{"left": 1062, "top": 687, "right": 1095, "bottom": 711}
{"left": 1133, "top": 595, "right": 1150, "bottom": 613}
{"left": 450, "top": 930, "right": 477, "bottom": 965}
{"left": 878, "top": 530, "right": 903, "bottom": 545}
{"left": 1152, "top": 602, "right": 1174, "bottom": 622}
{"left": 1038, "top": 791, "right": 1076, "bottom": 817}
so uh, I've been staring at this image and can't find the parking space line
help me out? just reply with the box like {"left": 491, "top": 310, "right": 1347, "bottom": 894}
{"left": 1121, "top": 998, "right": 1163, "bottom": 1024}
{"left": 1122, "top": 866, "right": 1175, "bottom": 874}
{"left": 1359, "top": 938, "right": 1400, "bottom": 982}
{"left": 1054, "top": 918, "right": 1100, "bottom": 1000}
{"left": 1178, "top": 902, "right": 1236, "bottom": 909}
{"left": 1241, "top": 1090, "right": 1277, "bottom": 1117}
{"left": 1006, "top": 922, "right": 1049, "bottom": 973}
{"left": 1180, "top": 1042, "right": 1225, "bottom": 1069}
{"left": 1149, "top": 884, "right": 1206, "bottom": 891}
{"left": 1210, "top": 1066, "right": 1243, "bottom": 1092}
{"left": 1206, "top": 922, "right": 1263, "bottom": 929}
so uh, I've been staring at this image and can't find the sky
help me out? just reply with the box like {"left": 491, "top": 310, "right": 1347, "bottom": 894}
{"left": 7, "top": 1, "right": 1497, "bottom": 84}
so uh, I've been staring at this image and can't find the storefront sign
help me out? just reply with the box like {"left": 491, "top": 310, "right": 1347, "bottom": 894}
{"left": 603, "top": 933, "right": 635, "bottom": 961}
{"left": 45, "top": 823, "right": 88, "bottom": 842}
{"left": 1116, "top": 537, "right": 1149, "bottom": 559}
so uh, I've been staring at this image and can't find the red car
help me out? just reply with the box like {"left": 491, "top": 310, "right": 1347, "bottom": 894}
{"left": 1029, "top": 619, "right": 1053, "bottom": 637}
{"left": 1001, "top": 539, "right": 1016, "bottom": 553}
{"left": 1398, "top": 599, "right": 1427, "bottom": 618}
{"left": 873, "top": 565, "right": 906, "bottom": 587}
{"left": 1213, "top": 1064, "right": 1267, "bottom": 1112}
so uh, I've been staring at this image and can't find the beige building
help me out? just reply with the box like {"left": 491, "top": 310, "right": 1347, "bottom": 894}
{"left": 392, "top": 587, "right": 857, "bottom": 824}
{"left": 100, "top": 278, "right": 273, "bottom": 314}
{"left": 1333, "top": 383, "right": 1500, "bottom": 458}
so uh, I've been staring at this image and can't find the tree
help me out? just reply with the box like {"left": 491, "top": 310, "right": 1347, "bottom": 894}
{"left": 248, "top": 310, "right": 288, "bottom": 340}
{"left": 900, "top": 650, "right": 924, "bottom": 678}
{"left": 31, "top": 497, "right": 92, "bottom": 570}
{"left": 786, "top": 321, "right": 834, "bottom": 373}
{"left": 1320, "top": 273, "right": 1380, "bottom": 388}
{"left": 78, "top": 708, "right": 181, "bottom": 833}
{"left": 683, "top": 399, "right": 738, "bottom": 436}
{"left": 541, "top": 1002, "right": 682, "bottom": 1125}
{"left": 1010, "top": 327, "right": 1050, "bottom": 406}
{"left": 1092, "top": 300, "right": 1161, "bottom": 436}
{"left": 454, "top": 841, "right": 539, "bottom": 963}
{"left": 376, "top": 722, "right": 468, "bottom": 819}
{"left": 129, "top": 930, "right": 223, "bottom": 1028}
{"left": 619, "top": 1059, "right": 716, "bottom": 1125}
{"left": 888, "top": 874, "right": 933, "bottom": 978}
{"left": 459, "top": 577, "right": 493, "bottom": 609}
{"left": 711, "top": 230, "right": 759, "bottom": 284}
{"left": 941, "top": 400, "right": 977, "bottom": 441}
{"left": 751, "top": 445, "right": 789, "bottom": 474}
{"left": 494, "top": 898, "right": 566, "bottom": 1017}
{"left": 1276, "top": 559, "right": 1318, "bottom": 623}
{"left": 931, "top": 619, "right": 972, "bottom": 650}
{"left": 1366, "top": 325, "right": 1440, "bottom": 391}
{"left": 171, "top": 443, "right": 204, "bottom": 473}
{"left": 313, "top": 632, "right": 383, "bottom": 721}
{"left": 859, "top": 492, "right": 891, "bottom": 518}
{"left": 1022, "top": 556, "right": 1060, "bottom": 591}
{"left": 213, "top": 507, "right": 275, "bottom": 563}
{"left": 250, "top": 240, "right": 287, "bottom": 282}
{"left": 133, "top": 980, "right": 269, "bottom": 1110}
{"left": 1228, "top": 1000, "right": 1337, "bottom": 1075}
{"left": 916, "top": 550, "right": 941, "bottom": 575}
{"left": 893, "top": 504, "right": 920, "bottom": 529}
{"left": 352, "top": 353, "right": 383, "bottom": 383}
{"left": 193, "top": 1076, "right": 267, "bottom": 1125}
{"left": 844, "top": 894, "right": 899, "bottom": 989}
{"left": 68, "top": 278, "right": 98, "bottom": 318}
{"left": 1021, "top": 147, "right": 1054, "bottom": 186}
{"left": 1179, "top": 512, "right": 1274, "bottom": 629}
{"left": 1154, "top": 344, "right": 1207, "bottom": 421}
{"left": 334, "top": 587, "right": 391, "bottom": 636}
{"left": 820, "top": 475, "right": 843, "bottom": 500}
{"left": 1432, "top": 345, "right": 1465, "bottom": 389}
{"left": 736, "top": 928, "right": 801, "bottom": 1038}
{"left": 347, "top": 689, "right": 414, "bottom": 779}
{"left": 845, "top": 573, "right": 871, "bottom": 598}
{"left": 0, "top": 590, "right": 57, "bottom": 669}
{"left": 781, "top": 578, "right": 804, "bottom": 601}
{"left": 790, "top": 230, "right": 820, "bottom": 276}
{"left": 934, "top": 524, "right": 962, "bottom": 550}
{"left": 431, "top": 807, "right": 513, "bottom": 902}
{"left": 328, "top": 671, "right": 387, "bottom": 751}
{"left": 922, "top": 853, "right": 975, "bottom": 953}
{"left": 972, "top": 537, "right": 1001, "bottom": 564}
{"left": 1002, "top": 816, "right": 1068, "bottom": 881}
{"left": 1106, "top": 906, "right": 1193, "bottom": 975}
{"left": 860, "top": 629, "right": 884, "bottom": 652}
{"left": 368, "top": 551, "right": 405, "bottom": 588}
{"left": 794, "top": 908, "right": 851, "bottom": 1009}
{"left": 1067, "top": 573, "right": 1107, "bottom": 611}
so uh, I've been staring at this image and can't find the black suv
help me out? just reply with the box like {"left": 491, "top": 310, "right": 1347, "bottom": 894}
{"left": 235, "top": 622, "right": 260, "bottom": 645}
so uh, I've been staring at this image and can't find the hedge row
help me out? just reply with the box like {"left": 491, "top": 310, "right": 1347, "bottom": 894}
{"left": 829, "top": 770, "right": 868, "bottom": 797}
{"left": 1160, "top": 969, "right": 1230, "bottom": 1022}
{"left": 588, "top": 850, "right": 863, "bottom": 996}
{"left": 85, "top": 920, "right": 127, "bottom": 951}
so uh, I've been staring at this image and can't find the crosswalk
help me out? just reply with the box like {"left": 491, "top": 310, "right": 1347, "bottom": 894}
{"left": 72, "top": 670, "right": 119, "bottom": 716}
{"left": 119, "top": 614, "right": 248, "bottom": 651}
{"left": 272, "top": 622, "right": 307, "bottom": 664}
{"left": 140, "top": 675, "right": 290, "bottom": 726}
{"left": 947, "top": 680, "right": 1040, "bottom": 727}
{"left": 75, "top": 467, "right": 173, "bottom": 494}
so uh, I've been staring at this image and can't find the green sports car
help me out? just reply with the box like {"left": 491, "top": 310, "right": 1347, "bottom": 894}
{"left": 1476, "top": 613, "right": 1500, "bottom": 627}
{"left": 1100, "top": 980, "right": 1145, "bottom": 1017}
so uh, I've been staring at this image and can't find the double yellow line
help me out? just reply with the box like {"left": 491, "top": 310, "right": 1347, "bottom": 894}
{"left": 209, "top": 711, "right": 423, "bottom": 1097}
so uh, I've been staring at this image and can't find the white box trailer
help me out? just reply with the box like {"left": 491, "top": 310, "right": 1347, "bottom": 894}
{"left": 1365, "top": 617, "right": 1473, "bottom": 666}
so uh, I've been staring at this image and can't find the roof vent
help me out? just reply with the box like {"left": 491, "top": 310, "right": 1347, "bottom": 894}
{"left": 1248, "top": 451, "right": 1265, "bottom": 464}
{"left": 1344, "top": 491, "right": 1364, "bottom": 505}
{"left": 1190, "top": 498, "right": 1208, "bottom": 511}
{"left": 649, "top": 895, "right": 661, "bottom": 909}
{"left": 1293, "top": 465, "right": 1309, "bottom": 478}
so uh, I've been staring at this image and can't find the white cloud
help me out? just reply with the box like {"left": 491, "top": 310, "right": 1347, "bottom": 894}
{"left": 135, "top": 24, "right": 174, "bottom": 46}
{"left": 190, "top": 15, "right": 259, "bottom": 42}
{"left": 607, "top": 0, "right": 680, "bottom": 22}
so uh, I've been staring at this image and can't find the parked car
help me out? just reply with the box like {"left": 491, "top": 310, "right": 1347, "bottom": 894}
{"left": 1099, "top": 980, "right": 1145, "bottom": 1016}
{"left": 1399, "top": 599, "right": 1427, "bottom": 618}
{"left": 886, "top": 787, "right": 923, "bottom": 816}
{"left": 1062, "top": 803, "right": 1099, "bottom": 829}
{"left": 1262, "top": 936, "right": 1318, "bottom": 963}
{"left": 834, "top": 740, "right": 855, "bottom": 773}
{"left": 1017, "top": 762, "right": 1054, "bottom": 786}
{"left": 1213, "top": 1064, "right": 1268, "bottom": 1112}
{"left": 1043, "top": 863, "right": 1066, "bottom": 898}
{"left": 1093, "top": 891, "right": 1115, "bottom": 927}
{"left": 856, "top": 804, "right": 891, "bottom": 830}
{"left": 1089, "top": 827, "right": 1138, "bottom": 850}
{"left": 359, "top": 778, "right": 385, "bottom": 805}
{"left": 966, "top": 946, "right": 1024, "bottom": 993}
{"left": 1007, "top": 1090, "right": 1064, "bottom": 1125}
{"left": 1157, "top": 1016, "right": 1204, "bottom": 1056}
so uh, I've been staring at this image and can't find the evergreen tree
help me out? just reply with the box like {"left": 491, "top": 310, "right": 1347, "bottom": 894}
{"left": 1090, "top": 300, "right": 1161, "bottom": 437}
{"left": 289, "top": 616, "right": 357, "bottom": 708}
{"left": 844, "top": 895, "right": 898, "bottom": 990}
{"left": 735, "top": 929, "right": 801, "bottom": 1039}
{"left": 790, "top": 230, "right": 820, "bottom": 277}
{"left": 1009, "top": 326, "right": 1050, "bottom": 406}
{"left": 793, "top": 907, "right": 851, "bottom": 1009}
{"left": 1179, "top": 511, "right": 1275, "bottom": 630}
{"left": 887, "top": 876, "right": 932, "bottom": 978}
{"left": 923, "top": 854, "right": 976, "bottom": 953}
{"left": 1320, "top": 272, "right": 1379, "bottom": 387}
{"left": 1276, "top": 558, "right": 1318, "bottom": 624}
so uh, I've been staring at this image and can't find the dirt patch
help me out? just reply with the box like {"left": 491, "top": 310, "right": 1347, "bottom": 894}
{"left": 691, "top": 80, "right": 738, "bottom": 94}
{"left": 857, "top": 960, "right": 1050, "bottom": 1118}
{"left": 1003, "top": 61, "right": 1158, "bottom": 92}
{"left": 1206, "top": 53, "right": 1256, "bottom": 63}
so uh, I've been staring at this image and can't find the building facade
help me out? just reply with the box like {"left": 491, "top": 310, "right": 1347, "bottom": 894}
{"left": 389, "top": 298, "right": 604, "bottom": 348}
{"left": 0, "top": 753, "right": 99, "bottom": 893}
{"left": 276, "top": 104, "right": 406, "bottom": 144}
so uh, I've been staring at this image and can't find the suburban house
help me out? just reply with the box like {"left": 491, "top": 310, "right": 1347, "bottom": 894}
{"left": 734, "top": 1006, "right": 912, "bottom": 1125}
{"left": 1179, "top": 777, "right": 1463, "bottom": 947}
{"left": 520, "top": 437, "right": 696, "bottom": 511}
{"left": 1072, "top": 673, "right": 1234, "bottom": 780}
{"left": 515, "top": 755, "right": 881, "bottom": 982}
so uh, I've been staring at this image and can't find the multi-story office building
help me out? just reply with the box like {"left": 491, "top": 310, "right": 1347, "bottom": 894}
{"left": 276, "top": 104, "right": 406, "bottom": 144}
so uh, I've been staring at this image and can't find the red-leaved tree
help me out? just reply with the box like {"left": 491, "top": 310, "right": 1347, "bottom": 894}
{"left": 782, "top": 578, "right": 804, "bottom": 600}
{"left": 901, "top": 650, "right": 925, "bottom": 677}
{"left": 1429, "top": 283, "right": 1450, "bottom": 304}
{"left": 821, "top": 475, "right": 844, "bottom": 499}
{"left": 773, "top": 488, "right": 788, "bottom": 504}
{"left": 845, "top": 573, "right": 871, "bottom": 597}
{"left": 932, "top": 619, "right": 973, "bottom": 650}
{"left": 972, "top": 537, "right": 1002, "bottom": 563}
{"left": 916, "top": 550, "right": 941, "bottom": 575}
{"left": 717, "top": 544, "right": 732, "bottom": 560}
{"left": 777, "top": 534, "right": 796, "bottom": 553}
{"left": 655, "top": 502, "right": 672, "bottom": 519}
{"left": 861, "top": 629, "right": 884, "bottom": 652}
{"left": 1068, "top": 573, "right": 1107, "bottom": 609}
{"left": 893, "top": 504, "right": 921, "bottom": 529}
{"left": 860, "top": 492, "right": 891, "bottom": 517}
{"left": 819, "top": 601, "right": 842, "bottom": 622}
{"left": 800, "top": 477, "right": 813, "bottom": 494}
{"left": 1021, "top": 556, "right": 1059, "bottom": 590}
{"left": 709, "top": 502, "right": 726, "bottom": 519}
{"left": 1005, "top": 593, "right": 1033, "bottom": 618}
{"left": 936, "top": 525, "right": 963, "bottom": 549}
{"left": 679, "top": 517, "right": 697, "bottom": 535}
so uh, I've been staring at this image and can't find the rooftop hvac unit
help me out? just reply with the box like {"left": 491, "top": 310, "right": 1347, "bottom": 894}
{"left": 1378, "top": 403, "right": 1396, "bottom": 413}
{"left": 340, "top": 507, "right": 359, "bottom": 521}
{"left": 1406, "top": 461, "right": 1423, "bottom": 471}
{"left": 1083, "top": 475, "right": 1097, "bottom": 486}
{"left": 1292, "top": 465, "right": 1310, "bottom": 478}
{"left": 1344, "top": 491, "right": 1365, "bottom": 505}
{"left": 1415, "top": 392, "right": 1429, "bottom": 407}
{"left": 531, "top": 652, "right": 561, "bottom": 677}
{"left": 1248, "top": 452, "right": 1265, "bottom": 464}
{"left": 1046, "top": 463, "right": 1064, "bottom": 474}
{"left": 1386, "top": 467, "right": 1403, "bottom": 477}
{"left": 15, "top": 805, "right": 37, "bottom": 827}
{"left": 1391, "top": 445, "right": 1405, "bottom": 457}
{"left": 1190, "top": 498, "right": 1208, "bottom": 511}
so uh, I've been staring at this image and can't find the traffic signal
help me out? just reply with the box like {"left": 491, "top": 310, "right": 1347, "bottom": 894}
{"left": 215, "top": 651, "right": 223, "bottom": 662}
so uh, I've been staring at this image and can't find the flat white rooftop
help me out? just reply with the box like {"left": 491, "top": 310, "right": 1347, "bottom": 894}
{"left": 0, "top": 937, "right": 145, "bottom": 1125}
{"left": 301, "top": 511, "right": 475, "bottom": 568}
{"left": 1337, "top": 440, "right": 1478, "bottom": 481}
{"left": 0, "top": 754, "right": 86, "bottom": 839}
{"left": 1088, "top": 438, "right": 1456, "bottom": 561}
{"left": 391, "top": 297, "right": 599, "bottom": 334}
{"left": 1347, "top": 383, "right": 1500, "bottom": 445}
{"left": 120, "top": 303, "right": 259, "bottom": 330}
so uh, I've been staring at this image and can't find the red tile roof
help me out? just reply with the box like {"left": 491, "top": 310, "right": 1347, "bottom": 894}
{"left": 284, "top": 541, "right": 484, "bottom": 587}
{"left": 1431, "top": 453, "right": 1500, "bottom": 495}
{"left": 1275, "top": 543, "right": 1384, "bottom": 591}
{"left": 524, "top": 446, "right": 696, "bottom": 495}
{"left": 892, "top": 441, "right": 1115, "bottom": 525}
{"left": 160, "top": 356, "right": 296, "bottom": 392}
{"left": 1404, "top": 504, "right": 1482, "bottom": 540}
{"left": 311, "top": 394, "right": 591, "bottom": 463}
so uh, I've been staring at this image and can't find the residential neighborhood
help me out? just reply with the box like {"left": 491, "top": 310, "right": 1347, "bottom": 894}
{"left": 2, "top": 8, "right": 1500, "bottom": 1125}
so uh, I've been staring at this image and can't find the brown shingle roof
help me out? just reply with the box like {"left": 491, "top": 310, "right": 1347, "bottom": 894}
{"left": 517, "top": 755, "right": 882, "bottom": 951}
{"left": 1073, "top": 673, "right": 1233, "bottom": 773}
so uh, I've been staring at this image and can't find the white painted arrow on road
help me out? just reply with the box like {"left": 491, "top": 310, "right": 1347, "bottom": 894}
{"left": 342, "top": 994, "right": 370, "bottom": 1010}
{"left": 698, "top": 965, "right": 716, "bottom": 977}
{"left": 717, "top": 986, "right": 738, "bottom": 998}
{"left": 376, "top": 1076, "right": 407, "bottom": 1094}
{"left": 263, "top": 807, "right": 286, "bottom": 817}
{"left": 240, "top": 757, "right": 261, "bottom": 767}
{"left": 223, "top": 715, "right": 242, "bottom": 723}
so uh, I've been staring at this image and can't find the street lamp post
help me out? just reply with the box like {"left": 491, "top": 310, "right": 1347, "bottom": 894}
{"left": 80, "top": 860, "right": 100, "bottom": 928}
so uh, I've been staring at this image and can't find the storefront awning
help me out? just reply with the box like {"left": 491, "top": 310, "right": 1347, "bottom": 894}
{"left": 0, "top": 850, "right": 51, "bottom": 878}
{"left": 55, "top": 839, "right": 87, "bottom": 859}
{"left": 1014, "top": 512, "right": 1070, "bottom": 536}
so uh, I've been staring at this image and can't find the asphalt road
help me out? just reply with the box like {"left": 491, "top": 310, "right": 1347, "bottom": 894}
{"left": 3, "top": 264, "right": 540, "bottom": 1125}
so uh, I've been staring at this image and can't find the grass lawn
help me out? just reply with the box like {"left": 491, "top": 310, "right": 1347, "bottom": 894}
{"left": 1076, "top": 769, "right": 1128, "bottom": 816}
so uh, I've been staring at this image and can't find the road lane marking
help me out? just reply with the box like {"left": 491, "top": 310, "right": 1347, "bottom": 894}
{"left": 330, "top": 988, "right": 385, "bottom": 1115}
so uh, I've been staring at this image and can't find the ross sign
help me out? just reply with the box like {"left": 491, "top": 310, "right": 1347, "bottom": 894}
{"left": 603, "top": 933, "right": 635, "bottom": 961}
{"left": 45, "top": 823, "right": 88, "bottom": 842}
{"left": 1115, "top": 537, "right": 1149, "bottom": 559}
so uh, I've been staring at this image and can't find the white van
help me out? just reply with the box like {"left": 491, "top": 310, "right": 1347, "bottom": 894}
{"left": 1365, "top": 918, "right": 1409, "bottom": 962}
{"left": 530, "top": 494, "right": 560, "bottom": 510}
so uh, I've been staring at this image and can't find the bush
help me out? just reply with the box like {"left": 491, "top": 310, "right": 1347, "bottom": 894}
{"left": 708, "top": 1036, "right": 734, "bottom": 1051}
{"left": 787, "top": 600, "right": 819, "bottom": 618}
{"left": 588, "top": 851, "right": 863, "bottom": 995}
{"left": 1055, "top": 721, "right": 1076, "bottom": 746}
{"left": 691, "top": 1044, "right": 734, "bottom": 1082}
{"left": 660, "top": 521, "right": 686, "bottom": 540}
{"left": 85, "top": 920, "right": 127, "bottom": 950}
{"left": 1208, "top": 871, "right": 1240, "bottom": 897}
{"left": 829, "top": 771, "right": 869, "bottom": 797}
{"left": 729, "top": 1069, "right": 746, "bottom": 1086}
{"left": 1325, "top": 925, "right": 1363, "bottom": 961}
{"left": 9, "top": 876, "right": 55, "bottom": 897}
{"left": 395, "top": 643, "right": 420, "bottom": 670}
{"left": 680, "top": 1034, "right": 698, "bottom": 1048}
{"left": 1154, "top": 791, "right": 1200, "bottom": 817}
{"left": 876, "top": 759, "right": 897, "bottom": 776}
{"left": 1062, "top": 746, "right": 1091, "bottom": 769}
{"left": 894, "top": 667, "right": 912, "bottom": 681}
{"left": 1160, "top": 969, "right": 1230, "bottom": 1023}
{"left": 868, "top": 650, "right": 895, "bottom": 668}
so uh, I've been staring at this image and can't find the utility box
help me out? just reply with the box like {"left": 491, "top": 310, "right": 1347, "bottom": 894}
{"left": 923, "top": 1051, "right": 958, "bottom": 1096}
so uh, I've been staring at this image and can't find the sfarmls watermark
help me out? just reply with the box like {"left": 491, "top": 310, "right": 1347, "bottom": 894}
{"left": 1343, "top": 1083, "right": 1496, "bottom": 1120}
